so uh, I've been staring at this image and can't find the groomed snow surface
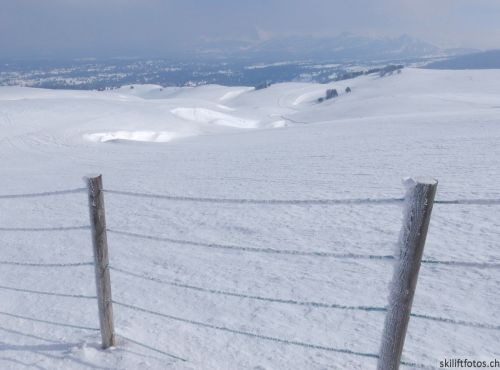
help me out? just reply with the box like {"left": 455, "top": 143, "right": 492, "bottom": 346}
{"left": 0, "top": 68, "right": 499, "bottom": 369}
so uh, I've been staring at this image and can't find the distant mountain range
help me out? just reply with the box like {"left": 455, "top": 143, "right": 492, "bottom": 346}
{"left": 192, "top": 33, "right": 474, "bottom": 62}
{"left": 425, "top": 49, "right": 500, "bottom": 69}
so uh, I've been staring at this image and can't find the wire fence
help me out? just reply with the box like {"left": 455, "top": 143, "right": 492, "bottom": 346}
{"left": 107, "top": 265, "right": 500, "bottom": 331}
{"left": 0, "top": 183, "right": 499, "bottom": 369}
{"left": 106, "top": 228, "right": 500, "bottom": 268}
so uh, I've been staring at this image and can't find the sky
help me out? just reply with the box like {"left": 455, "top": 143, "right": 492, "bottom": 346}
{"left": 1, "top": 0, "right": 500, "bottom": 59}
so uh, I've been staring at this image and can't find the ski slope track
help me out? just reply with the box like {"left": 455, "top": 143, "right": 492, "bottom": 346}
{"left": 0, "top": 68, "right": 499, "bottom": 369}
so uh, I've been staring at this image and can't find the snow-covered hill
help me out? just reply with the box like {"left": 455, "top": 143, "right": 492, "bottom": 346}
{"left": 0, "top": 68, "right": 499, "bottom": 369}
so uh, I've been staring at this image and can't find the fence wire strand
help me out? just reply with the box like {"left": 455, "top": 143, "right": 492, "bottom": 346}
{"left": 105, "top": 188, "right": 500, "bottom": 206}
{"left": 104, "top": 189, "right": 405, "bottom": 206}
{"left": 0, "top": 226, "right": 90, "bottom": 232}
{"left": 435, "top": 199, "right": 500, "bottom": 205}
{"left": 0, "top": 260, "right": 94, "bottom": 268}
{"left": 117, "top": 333, "right": 187, "bottom": 362}
{"left": 0, "top": 311, "right": 99, "bottom": 331}
{"left": 0, "top": 188, "right": 87, "bottom": 199}
{"left": 421, "top": 259, "right": 500, "bottom": 269}
{"left": 410, "top": 313, "right": 500, "bottom": 331}
{"left": 107, "top": 229, "right": 395, "bottom": 260}
{"left": 0, "top": 284, "right": 96, "bottom": 300}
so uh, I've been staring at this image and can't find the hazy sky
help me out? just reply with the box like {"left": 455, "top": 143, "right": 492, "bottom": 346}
{"left": 1, "top": 0, "right": 500, "bottom": 58}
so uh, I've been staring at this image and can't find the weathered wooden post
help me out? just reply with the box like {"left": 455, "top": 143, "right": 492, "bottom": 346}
{"left": 378, "top": 177, "right": 438, "bottom": 370}
{"left": 86, "top": 174, "right": 116, "bottom": 349}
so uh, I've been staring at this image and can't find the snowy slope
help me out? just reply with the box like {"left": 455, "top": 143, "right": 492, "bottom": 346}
{"left": 0, "top": 68, "right": 499, "bottom": 369}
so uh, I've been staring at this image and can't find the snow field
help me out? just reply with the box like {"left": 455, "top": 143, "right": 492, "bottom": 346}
{"left": 0, "top": 68, "right": 499, "bottom": 369}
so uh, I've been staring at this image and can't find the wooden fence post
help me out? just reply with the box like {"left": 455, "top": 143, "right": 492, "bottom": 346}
{"left": 377, "top": 177, "right": 438, "bottom": 370}
{"left": 86, "top": 174, "right": 116, "bottom": 349}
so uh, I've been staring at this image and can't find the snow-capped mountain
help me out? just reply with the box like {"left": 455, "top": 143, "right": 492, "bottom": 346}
{"left": 194, "top": 33, "right": 444, "bottom": 61}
